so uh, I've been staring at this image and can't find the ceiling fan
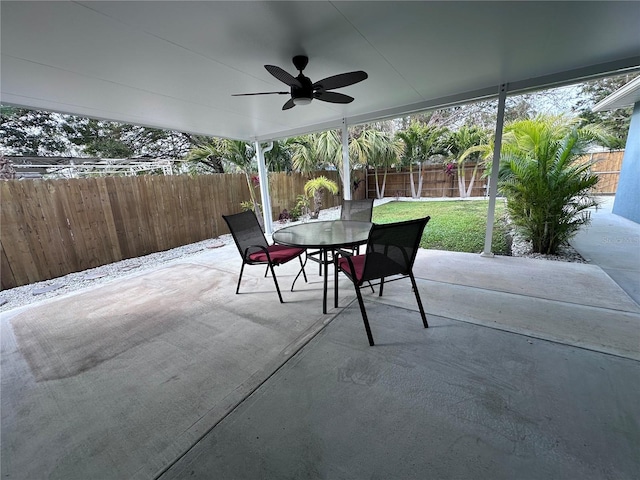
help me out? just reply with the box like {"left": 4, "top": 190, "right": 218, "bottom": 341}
{"left": 232, "top": 55, "right": 368, "bottom": 110}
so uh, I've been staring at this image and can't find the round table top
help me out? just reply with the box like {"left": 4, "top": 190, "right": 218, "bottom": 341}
{"left": 273, "top": 220, "right": 372, "bottom": 249}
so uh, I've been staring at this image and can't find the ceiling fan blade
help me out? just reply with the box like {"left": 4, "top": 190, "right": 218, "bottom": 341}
{"left": 265, "top": 65, "right": 302, "bottom": 88}
{"left": 312, "top": 71, "right": 368, "bottom": 91}
{"left": 232, "top": 91, "right": 289, "bottom": 96}
{"left": 282, "top": 98, "right": 296, "bottom": 110}
{"left": 313, "top": 91, "right": 354, "bottom": 104}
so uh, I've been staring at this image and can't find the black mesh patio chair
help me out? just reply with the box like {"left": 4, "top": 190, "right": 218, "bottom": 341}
{"left": 339, "top": 198, "right": 374, "bottom": 256}
{"left": 340, "top": 198, "right": 375, "bottom": 222}
{"left": 336, "top": 216, "right": 430, "bottom": 346}
{"left": 222, "top": 210, "right": 307, "bottom": 303}
{"left": 310, "top": 198, "right": 375, "bottom": 275}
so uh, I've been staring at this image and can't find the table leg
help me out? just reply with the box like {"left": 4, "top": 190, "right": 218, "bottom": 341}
{"left": 334, "top": 249, "right": 339, "bottom": 308}
{"left": 322, "top": 248, "right": 328, "bottom": 314}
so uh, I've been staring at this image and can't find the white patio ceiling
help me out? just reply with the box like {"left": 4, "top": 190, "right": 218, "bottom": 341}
{"left": 2, "top": 1, "right": 639, "bottom": 142}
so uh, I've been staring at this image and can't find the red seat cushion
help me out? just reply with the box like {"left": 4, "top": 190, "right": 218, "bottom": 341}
{"left": 248, "top": 245, "right": 304, "bottom": 264}
{"left": 338, "top": 254, "right": 366, "bottom": 282}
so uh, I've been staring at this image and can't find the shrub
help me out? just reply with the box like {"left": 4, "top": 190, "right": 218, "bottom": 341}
{"left": 498, "top": 116, "right": 606, "bottom": 254}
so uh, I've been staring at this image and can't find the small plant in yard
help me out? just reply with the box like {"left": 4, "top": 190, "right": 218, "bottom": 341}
{"left": 289, "top": 194, "right": 311, "bottom": 221}
{"left": 304, "top": 176, "right": 339, "bottom": 219}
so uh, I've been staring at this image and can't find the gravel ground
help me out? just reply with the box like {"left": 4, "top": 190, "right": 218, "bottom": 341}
{"left": 0, "top": 201, "right": 585, "bottom": 313}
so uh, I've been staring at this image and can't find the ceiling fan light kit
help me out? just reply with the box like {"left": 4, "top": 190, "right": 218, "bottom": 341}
{"left": 233, "top": 56, "right": 368, "bottom": 110}
{"left": 293, "top": 97, "right": 313, "bottom": 106}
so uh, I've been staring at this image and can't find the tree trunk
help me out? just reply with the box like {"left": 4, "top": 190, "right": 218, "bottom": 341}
{"left": 379, "top": 168, "right": 388, "bottom": 199}
{"left": 465, "top": 163, "right": 481, "bottom": 197}
{"left": 409, "top": 165, "right": 417, "bottom": 198}
{"left": 457, "top": 164, "right": 466, "bottom": 197}
{"left": 416, "top": 162, "right": 424, "bottom": 198}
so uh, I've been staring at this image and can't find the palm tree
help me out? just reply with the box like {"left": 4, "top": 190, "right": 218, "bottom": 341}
{"left": 445, "top": 125, "right": 489, "bottom": 197}
{"left": 265, "top": 139, "right": 293, "bottom": 172}
{"left": 290, "top": 134, "right": 322, "bottom": 176}
{"left": 396, "top": 123, "right": 449, "bottom": 198}
{"left": 304, "top": 176, "right": 339, "bottom": 219}
{"left": 185, "top": 138, "right": 226, "bottom": 173}
{"left": 498, "top": 115, "right": 608, "bottom": 254}
{"left": 224, "top": 140, "right": 260, "bottom": 214}
{"left": 292, "top": 130, "right": 358, "bottom": 197}
{"left": 351, "top": 129, "right": 401, "bottom": 199}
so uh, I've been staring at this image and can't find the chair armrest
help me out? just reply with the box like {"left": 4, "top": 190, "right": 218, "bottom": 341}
{"left": 243, "top": 244, "right": 272, "bottom": 262}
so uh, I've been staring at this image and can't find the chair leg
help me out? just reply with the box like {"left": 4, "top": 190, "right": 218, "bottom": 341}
{"left": 268, "top": 263, "right": 285, "bottom": 303}
{"left": 379, "top": 277, "right": 385, "bottom": 296}
{"left": 236, "top": 261, "right": 246, "bottom": 294}
{"left": 409, "top": 272, "right": 428, "bottom": 328}
{"left": 354, "top": 286, "right": 375, "bottom": 346}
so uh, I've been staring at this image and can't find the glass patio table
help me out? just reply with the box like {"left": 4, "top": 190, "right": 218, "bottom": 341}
{"left": 273, "top": 220, "right": 372, "bottom": 314}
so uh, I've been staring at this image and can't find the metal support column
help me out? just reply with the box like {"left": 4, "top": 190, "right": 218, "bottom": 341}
{"left": 342, "top": 118, "right": 351, "bottom": 200}
{"left": 481, "top": 83, "right": 507, "bottom": 257}
{"left": 255, "top": 141, "right": 274, "bottom": 235}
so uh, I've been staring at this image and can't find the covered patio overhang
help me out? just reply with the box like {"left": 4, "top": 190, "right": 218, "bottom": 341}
{"left": 2, "top": 1, "right": 640, "bottom": 235}
{"left": 3, "top": 4, "right": 640, "bottom": 477}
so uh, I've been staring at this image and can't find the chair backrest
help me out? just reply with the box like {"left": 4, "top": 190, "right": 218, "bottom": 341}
{"left": 360, "top": 216, "right": 430, "bottom": 283}
{"left": 222, "top": 210, "right": 268, "bottom": 260}
{"left": 340, "top": 198, "right": 374, "bottom": 222}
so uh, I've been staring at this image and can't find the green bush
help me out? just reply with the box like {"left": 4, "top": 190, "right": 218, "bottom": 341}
{"left": 498, "top": 116, "right": 604, "bottom": 254}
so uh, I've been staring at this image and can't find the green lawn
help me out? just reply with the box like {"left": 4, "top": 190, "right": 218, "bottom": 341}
{"left": 371, "top": 199, "right": 510, "bottom": 255}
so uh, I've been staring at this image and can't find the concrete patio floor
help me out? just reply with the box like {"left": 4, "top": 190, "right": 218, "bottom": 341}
{"left": 1, "top": 198, "right": 639, "bottom": 479}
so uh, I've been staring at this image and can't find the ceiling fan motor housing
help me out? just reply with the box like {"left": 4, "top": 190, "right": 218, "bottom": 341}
{"left": 292, "top": 75, "right": 314, "bottom": 101}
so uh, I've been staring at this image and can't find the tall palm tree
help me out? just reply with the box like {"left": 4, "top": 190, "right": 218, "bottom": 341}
{"left": 446, "top": 125, "right": 489, "bottom": 197}
{"left": 396, "top": 123, "right": 448, "bottom": 198}
{"left": 290, "top": 134, "right": 322, "bottom": 177}
{"left": 223, "top": 140, "right": 261, "bottom": 215}
{"left": 351, "top": 129, "right": 401, "bottom": 199}
{"left": 498, "top": 115, "right": 607, "bottom": 254}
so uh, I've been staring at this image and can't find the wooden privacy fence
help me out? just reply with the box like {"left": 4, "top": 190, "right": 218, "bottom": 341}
{"left": 1, "top": 171, "right": 342, "bottom": 289}
{"left": 366, "top": 151, "right": 624, "bottom": 198}
{"left": 0, "top": 151, "right": 622, "bottom": 289}
{"left": 588, "top": 150, "right": 624, "bottom": 194}
{"left": 367, "top": 163, "right": 487, "bottom": 198}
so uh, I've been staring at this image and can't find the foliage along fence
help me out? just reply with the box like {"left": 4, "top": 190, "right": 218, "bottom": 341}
{"left": 0, "top": 171, "right": 343, "bottom": 289}
{"left": 0, "top": 151, "right": 622, "bottom": 289}
{"left": 366, "top": 151, "right": 623, "bottom": 199}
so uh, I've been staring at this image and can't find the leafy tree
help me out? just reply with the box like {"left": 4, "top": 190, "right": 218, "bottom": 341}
{"left": 498, "top": 116, "right": 608, "bottom": 254}
{"left": 0, "top": 106, "right": 73, "bottom": 155}
{"left": 574, "top": 72, "right": 640, "bottom": 148}
{"left": 1, "top": 105, "right": 200, "bottom": 160}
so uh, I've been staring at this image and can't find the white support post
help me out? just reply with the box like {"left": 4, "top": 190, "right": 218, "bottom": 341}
{"left": 481, "top": 83, "right": 507, "bottom": 257}
{"left": 341, "top": 118, "right": 351, "bottom": 200}
{"left": 255, "top": 141, "right": 273, "bottom": 235}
